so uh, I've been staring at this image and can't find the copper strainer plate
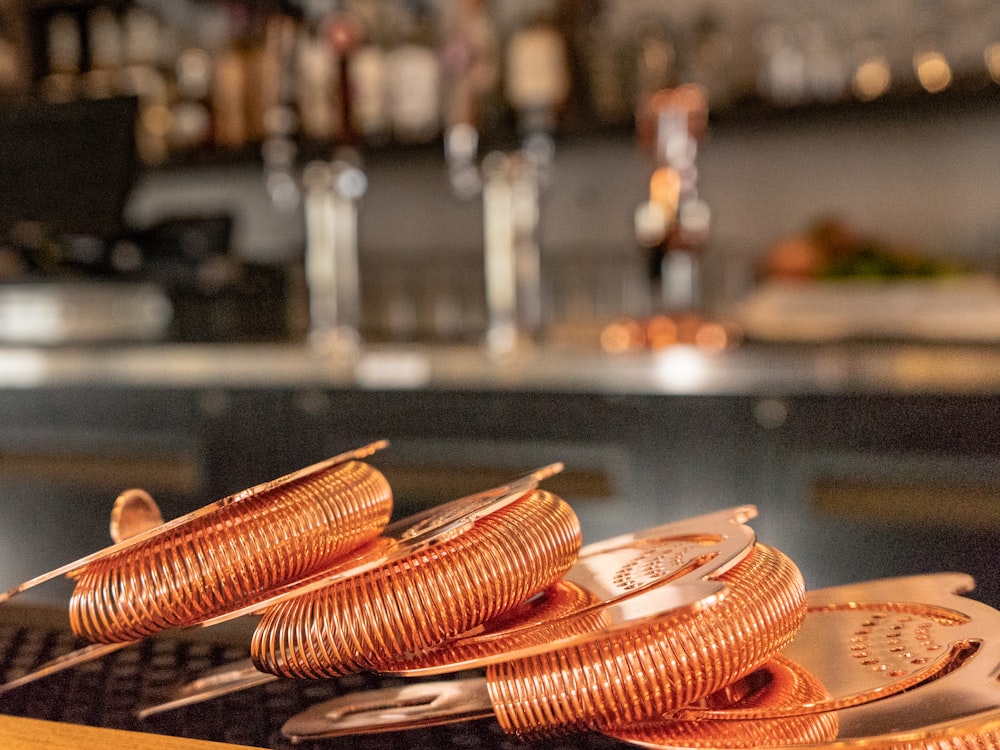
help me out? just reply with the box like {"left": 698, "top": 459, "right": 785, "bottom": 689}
{"left": 609, "top": 572, "right": 1000, "bottom": 748}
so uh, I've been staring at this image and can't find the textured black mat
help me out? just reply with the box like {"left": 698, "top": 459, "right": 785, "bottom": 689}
{"left": 0, "top": 616, "right": 633, "bottom": 749}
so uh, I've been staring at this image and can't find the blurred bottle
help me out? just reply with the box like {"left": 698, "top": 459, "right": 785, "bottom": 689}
{"left": 295, "top": 24, "right": 338, "bottom": 142}
{"left": 0, "top": 1, "right": 29, "bottom": 96}
{"left": 81, "top": 6, "right": 123, "bottom": 99}
{"left": 261, "top": 12, "right": 301, "bottom": 212}
{"left": 685, "top": 10, "right": 742, "bottom": 109}
{"left": 213, "top": 46, "right": 248, "bottom": 148}
{"left": 386, "top": 7, "right": 441, "bottom": 144}
{"left": 42, "top": 12, "right": 80, "bottom": 102}
{"left": 349, "top": 36, "right": 389, "bottom": 145}
{"left": 622, "top": 83, "right": 741, "bottom": 353}
{"left": 206, "top": 3, "right": 274, "bottom": 150}
{"left": 504, "top": 13, "right": 570, "bottom": 136}
{"left": 120, "top": 6, "right": 171, "bottom": 165}
{"left": 440, "top": 0, "right": 500, "bottom": 199}
{"left": 171, "top": 45, "right": 214, "bottom": 150}
{"left": 478, "top": 8, "right": 572, "bottom": 355}
{"left": 635, "top": 83, "right": 710, "bottom": 313}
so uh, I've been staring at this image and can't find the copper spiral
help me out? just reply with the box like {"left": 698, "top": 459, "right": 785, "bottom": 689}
{"left": 387, "top": 579, "right": 606, "bottom": 673}
{"left": 251, "top": 489, "right": 582, "bottom": 679}
{"left": 611, "top": 659, "right": 1000, "bottom": 750}
{"left": 609, "top": 655, "right": 839, "bottom": 748}
{"left": 485, "top": 543, "right": 807, "bottom": 736}
{"left": 69, "top": 459, "right": 392, "bottom": 643}
{"left": 844, "top": 727, "right": 1000, "bottom": 750}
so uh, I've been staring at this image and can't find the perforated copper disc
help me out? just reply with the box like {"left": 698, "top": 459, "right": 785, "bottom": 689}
{"left": 609, "top": 573, "right": 1000, "bottom": 749}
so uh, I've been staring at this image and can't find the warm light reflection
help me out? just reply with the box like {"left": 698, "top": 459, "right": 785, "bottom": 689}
{"left": 694, "top": 321, "right": 730, "bottom": 352}
{"left": 649, "top": 166, "right": 681, "bottom": 217}
{"left": 914, "top": 51, "right": 952, "bottom": 93}
{"left": 985, "top": 43, "right": 1000, "bottom": 84}
{"left": 852, "top": 56, "right": 891, "bottom": 101}
{"left": 646, "top": 314, "right": 677, "bottom": 349}
{"left": 142, "top": 103, "right": 173, "bottom": 137}
{"left": 600, "top": 314, "right": 741, "bottom": 355}
{"left": 652, "top": 345, "right": 709, "bottom": 390}
{"left": 600, "top": 317, "right": 645, "bottom": 354}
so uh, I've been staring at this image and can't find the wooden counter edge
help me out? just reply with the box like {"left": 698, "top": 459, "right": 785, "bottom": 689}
{"left": 0, "top": 714, "right": 262, "bottom": 750}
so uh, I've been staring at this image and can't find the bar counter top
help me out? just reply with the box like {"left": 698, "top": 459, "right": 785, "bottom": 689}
{"left": 1, "top": 340, "right": 1000, "bottom": 395}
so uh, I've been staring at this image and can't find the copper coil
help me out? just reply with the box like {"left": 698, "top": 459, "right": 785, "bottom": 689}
{"left": 486, "top": 543, "right": 806, "bottom": 736}
{"left": 251, "top": 489, "right": 582, "bottom": 679}
{"left": 69, "top": 459, "right": 392, "bottom": 643}
{"left": 839, "top": 727, "right": 1000, "bottom": 750}
{"left": 612, "top": 662, "right": 1000, "bottom": 750}
{"left": 609, "top": 655, "right": 839, "bottom": 748}
{"left": 387, "top": 579, "right": 606, "bottom": 672}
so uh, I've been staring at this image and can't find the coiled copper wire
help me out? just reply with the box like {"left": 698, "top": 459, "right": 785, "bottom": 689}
{"left": 485, "top": 543, "right": 805, "bottom": 736}
{"left": 840, "top": 727, "right": 1000, "bottom": 750}
{"left": 69, "top": 459, "right": 392, "bottom": 643}
{"left": 611, "top": 650, "right": 1000, "bottom": 750}
{"left": 387, "top": 579, "right": 606, "bottom": 672}
{"left": 608, "top": 655, "right": 840, "bottom": 748}
{"left": 251, "top": 489, "right": 582, "bottom": 679}
{"left": 613, "top": 656, "right": 1000, "bottom": 749}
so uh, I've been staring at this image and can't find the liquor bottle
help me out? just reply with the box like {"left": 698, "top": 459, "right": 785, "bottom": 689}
{"left": 349, "top": 38, "right": 389, "bottom": 145}
{"left": 0, "top": 1, "right": 29, "bottom": 95}
{"left": 121, "top": 6, "right": 171, "bottom": 164}
{"left": 636, "top": 84, "right": 710, "bottom": 314}
{"left": 213, "top": 45, "right": 249, "bottom": 149}
{"left": 385, "top": 7, "right": 441, "bottom": 144}
{"left": 81, "top": 6, "right": 123, "bottom": 99}
{"left": 42, "top": 12, "right": 80, "bottom": 102}
{"left": 504, "top": 13, "right": 570, "bottom": 136}
{"left": 171, "top": 45, "right": 214, "bottom": 150}
{"left": 296, "top": 26, "right": 339, "bottom": 142}
{"left": 260, "top": 12, "right": 301, "bottom": 212}
{"left": 440, "top": 0, "right": 499, "bottom": 132}
{"left": 440, "top": 0, "right": 499, "bottom": 198}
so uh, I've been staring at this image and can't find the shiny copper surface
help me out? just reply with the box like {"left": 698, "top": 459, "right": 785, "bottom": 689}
{"left": 280, "top": 508, "right": 808, "bottom": 741}
{"left": 610, "top": 573, "right": 1000, "bottom": 749}
{"left": 132, "top": 465, "right": 570, "bottom": 716}
{"left": 250, "top": 488, "right": 582, "bottom": 678}
{"left": 386, "top": 579, "right": 604, "bottom": 671}
{"left": 386, "top": 506, "right": 767, "bottom": 677}
{"left": 69, "top": 456, "right": 392, "bottom": 642}
{"left": 487, "top": 543, "right": 804, "bottom": 736}
{"left": 608, "top": 656, "right": 839, "bottom": 747}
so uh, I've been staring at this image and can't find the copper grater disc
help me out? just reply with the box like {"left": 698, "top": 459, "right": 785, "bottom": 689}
{"left": 250, "top": 487, "right": 583, "bottom": 679}
{"left": 608, "top": 572, "right": 1000, "bottom": 749}
{"left": 0, "top": 441, "right": 393, "bottom": 643}
{"left": 281, "top": 507, "right": 807, "bottom": 740}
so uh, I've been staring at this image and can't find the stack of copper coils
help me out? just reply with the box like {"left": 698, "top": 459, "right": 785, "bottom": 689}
{"left": 4, "top": 442, "right": 1000, "bottom": 749}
